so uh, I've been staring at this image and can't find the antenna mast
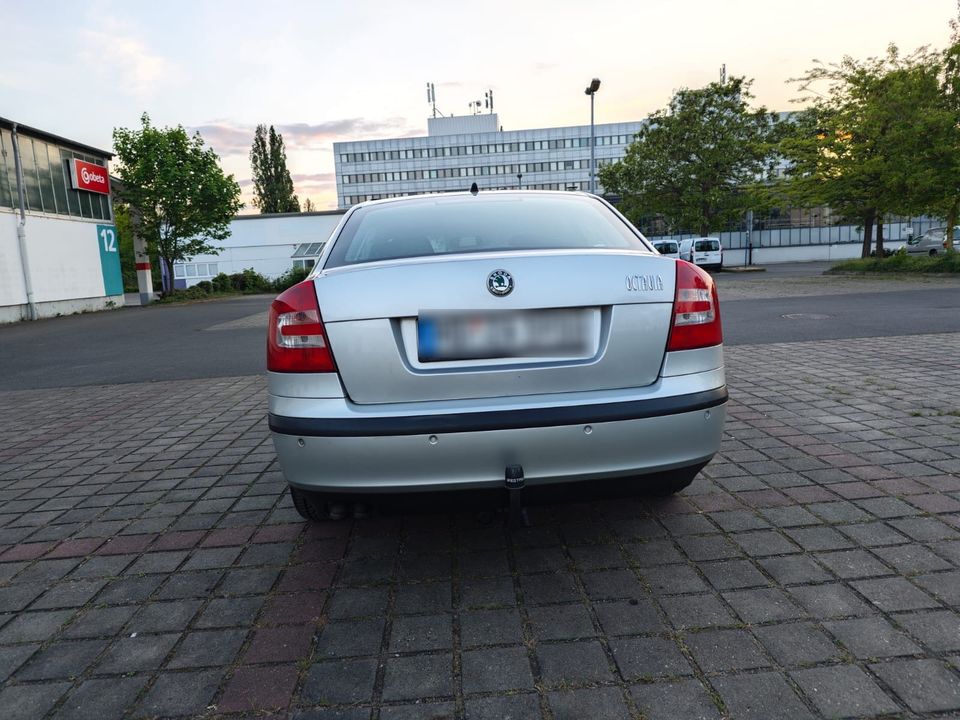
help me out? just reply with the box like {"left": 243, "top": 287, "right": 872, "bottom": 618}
{"left": 484, "top": 89, "right": 494, "bottom": 114}
{"left": 426, "top": 82, "right": 445, "bottom": 118}
{"left": 720, "top": 64, "right": 727, "bottom": 84}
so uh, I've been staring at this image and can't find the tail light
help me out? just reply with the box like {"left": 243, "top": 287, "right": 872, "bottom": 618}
{"left": 666, "top": 260, "right": 722, "bottom": 351}
{"left": 267, "top": 280, "right": 336, "bottom": 372}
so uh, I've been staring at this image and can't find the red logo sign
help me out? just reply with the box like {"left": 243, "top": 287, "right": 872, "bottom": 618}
{"left": 70, "top": 159, "right": 110, "bottom": 195}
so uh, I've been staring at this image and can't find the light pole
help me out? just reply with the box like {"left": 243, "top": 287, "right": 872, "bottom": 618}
{"left": 517, "top": 173, "right": 522, "bottom": 190}
{"left": 584, "top": 78, "right": 601, "bottom": 194}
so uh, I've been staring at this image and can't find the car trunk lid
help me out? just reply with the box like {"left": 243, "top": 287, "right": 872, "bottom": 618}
{"left": 314, "top": 250, "right": 676, "bottom": 404}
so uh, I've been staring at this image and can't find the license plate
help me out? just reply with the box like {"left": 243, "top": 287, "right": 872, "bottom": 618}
{"left": 418, "top": 309, "right": 591, "bottom": 362}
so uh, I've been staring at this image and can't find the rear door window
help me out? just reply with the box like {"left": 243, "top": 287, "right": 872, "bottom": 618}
{"left": 694, "top": 240, "right": 720, "bottom": 252}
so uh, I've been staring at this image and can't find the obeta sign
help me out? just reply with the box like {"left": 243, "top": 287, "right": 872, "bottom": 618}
{"left": 69, "top": 159, "right": 110, "bottom": 195}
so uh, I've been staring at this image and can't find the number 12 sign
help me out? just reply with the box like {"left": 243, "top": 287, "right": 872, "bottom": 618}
{"left": 96, "top": 225, "right": 123, "bottom": 297}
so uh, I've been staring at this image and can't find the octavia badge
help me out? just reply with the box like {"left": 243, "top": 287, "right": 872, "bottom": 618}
{"left": 487, "top": 269, "right": 514, "bottom": 297}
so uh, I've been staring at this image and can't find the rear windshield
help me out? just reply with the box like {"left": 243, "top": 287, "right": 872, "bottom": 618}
{"left": 325, "top": 194, "right": 647, "bottom": 268}
{"left": 655, "top": 242, "right": 678, "bottom": 254}
{"left": 695, "top": 239, "right": 720, "bottom": 252}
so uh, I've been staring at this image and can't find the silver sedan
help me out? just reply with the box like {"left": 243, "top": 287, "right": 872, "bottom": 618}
{"left": 267, "top": 191, "right": 726, "bottom": 521}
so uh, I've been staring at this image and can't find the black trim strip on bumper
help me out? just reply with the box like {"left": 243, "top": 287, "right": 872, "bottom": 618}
{"left": 269, "top": 386, "right": 727, "bottom": 438}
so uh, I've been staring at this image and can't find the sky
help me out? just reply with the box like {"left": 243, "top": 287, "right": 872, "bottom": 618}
{"left": 3, "top": 0, "right": 956, "bottom": 211}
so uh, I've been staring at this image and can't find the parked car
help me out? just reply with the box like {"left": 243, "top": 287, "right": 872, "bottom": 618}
{"left": 679, "top": 237, "right": 723, "bottom": 269}
{"left": 904, "top": 227, "right": 960, "bottom": 256}
{"left": 267, "top": 191, "right": 727, "bottom": 521}
{"left": 652, "top": 240, "right": 680, "bottom": 259}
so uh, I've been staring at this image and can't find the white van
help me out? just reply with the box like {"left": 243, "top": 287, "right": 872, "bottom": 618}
{"left": 679, "top": 237, "right": 723, "bottom": 269}
{"left": 652, "top": 240, "right": 680, "bottom": 259}
{"left": 904, "top": 226, "right": 959, "bottom": 256}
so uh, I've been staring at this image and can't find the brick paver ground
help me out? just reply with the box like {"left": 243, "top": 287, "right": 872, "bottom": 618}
{"left": 1, "top": 333, "right": 959, "bottom": 719}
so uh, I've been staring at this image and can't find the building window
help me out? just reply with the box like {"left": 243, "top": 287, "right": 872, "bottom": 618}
{"left": 292, "top": 242, "right": 325, "bottom": 259}
{"left": 0, "top": 130, "right": 112, "bottom": 220}
{"left": 174, "top": 265, "right": 186, "bottom": 278}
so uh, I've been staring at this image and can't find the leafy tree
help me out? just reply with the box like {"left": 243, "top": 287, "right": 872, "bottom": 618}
{"left": 114, "top": 202, "right": 159, "bottom": 292}
{"left": 115, "top": 202, "right": 138, "bottom": 292}
{"left": 302, "top": 197, "right": 316, "bottom": 212}
{"left": 779, "top": 46, "right": 948, "bottom": 257}
{"left": 250, "top": 124, "right": 300, "bottom": 213}
{"left": 929, "top": 14, "right": 960, "bottom": 249}
{"left": 113, "top": 113, "right": 243, "bottom": 293}
{"left": 600, "top": 77, "right": 779, "bottom": 235}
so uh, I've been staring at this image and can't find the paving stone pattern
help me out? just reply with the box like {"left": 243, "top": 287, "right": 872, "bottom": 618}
{"left": 0, "top": 334, "right": 959, "bottom": 718}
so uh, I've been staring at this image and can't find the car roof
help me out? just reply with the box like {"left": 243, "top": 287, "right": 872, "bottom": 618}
{"left": 352, "top": 189, "right": 600, "bottom": 210}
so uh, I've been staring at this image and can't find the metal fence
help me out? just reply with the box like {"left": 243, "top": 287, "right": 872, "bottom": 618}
{"left": 647, "top": 217, "right": 942, "bottom": 250}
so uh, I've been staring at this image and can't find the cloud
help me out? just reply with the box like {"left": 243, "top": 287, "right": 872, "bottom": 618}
{"left": 191, "top": 118, "right": 419, "bottom": 157}
{"left": 80, "top": 22, "right": 174, "bottom": 98}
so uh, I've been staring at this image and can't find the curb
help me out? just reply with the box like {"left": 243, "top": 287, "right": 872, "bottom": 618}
{"left": 825, "top": 271, "right": 960, "bottom": 278}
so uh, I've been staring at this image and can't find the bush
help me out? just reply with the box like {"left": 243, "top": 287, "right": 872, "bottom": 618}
{"left": 228, "top": 268, "right": 273, "bottom": 293}
{"left": 195, "top": 280, "right": 213, "bottom": 294}
{"left": 211, "top": 272, "right": 231, "bottom": 292}
{"left": 273, "top": 266, "right": 311, "bottom": 292}
{"left": 829, "top": 250, "right": 960, "bottom": 274}
{"left": 155, "top": 285, "right": 210, "bottom": 303}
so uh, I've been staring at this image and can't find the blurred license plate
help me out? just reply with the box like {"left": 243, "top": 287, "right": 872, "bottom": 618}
{"left": 418, "top": 309, "right": 591, "bottom": 362}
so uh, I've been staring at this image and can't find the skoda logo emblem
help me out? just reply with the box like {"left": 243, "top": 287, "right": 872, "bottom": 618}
{"left": 487, "top": 269, "right": 513, "bottom": 297}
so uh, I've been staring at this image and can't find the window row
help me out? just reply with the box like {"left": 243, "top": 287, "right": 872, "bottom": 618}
{"left": 173, "top": 262, "right": 219, "bottom": 278}
{"left": 344, "top": 160, "right": 596, "bottom": 185}
{"left": 0, "top": 129, "right": 113, "bottom": 221}
{"left": 339, "top": 135, "right": 634, "bottom": 164}
{"left": 292, "top": 242, "right": 325, "bottom": 257}
{"left": 292, "top": 258, "right": 316, "bottom": 270}
{"left": 343, "top": 182, "right": 590, "bottom": 206}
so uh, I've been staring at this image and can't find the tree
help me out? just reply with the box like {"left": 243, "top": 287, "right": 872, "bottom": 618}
{"left": 302, "top": 197, "right": 316, "bottom": 212}
{"left": 250, "top": 124, "right": 300, "bottom": 213}
{"left": 600, "top": 77, "right": 779, "bottom": 235}
{"left": 929, "top": 12, "right": 960, "bottom": 249}
{"left": 113, "top": 113, "right": 243, "bottom": 293}
{"left": 778, "top": 46, "right": 949, "bottom": 257}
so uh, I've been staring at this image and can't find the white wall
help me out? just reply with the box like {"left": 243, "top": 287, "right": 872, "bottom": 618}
{"left": 0, "top": 208, "right": 120, "bottom": 322}
{"left": 177, "top": 211, "right": 345, "bottom": 285}
{"left": 0, "top": 213, "right": 28, "bottom": 307}
{"left": 723, "top": 243, "right": 865, "bottom": 266}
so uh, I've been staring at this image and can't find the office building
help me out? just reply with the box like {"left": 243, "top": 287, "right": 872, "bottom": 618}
{"left": 334, "top": 114, "right": 643, "bottom": 208}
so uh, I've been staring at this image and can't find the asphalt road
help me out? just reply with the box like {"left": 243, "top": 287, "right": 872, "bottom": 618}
{"left": 721, "top": 287, "right": 959, "bottom": 345}
{"left": 0, "top": 295, "right": 272, "bottom": 391}
{"left": 0, "top": 267, "right": 957, "bottom": 389}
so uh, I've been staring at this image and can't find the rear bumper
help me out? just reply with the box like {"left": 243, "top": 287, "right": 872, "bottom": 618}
{"left": 270, "top": 387, "right": 727, "bottom": 493}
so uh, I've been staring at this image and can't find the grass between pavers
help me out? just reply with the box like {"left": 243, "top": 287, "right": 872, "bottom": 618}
{"left": 829, "top": 251, "right": 960, "bottom": 274}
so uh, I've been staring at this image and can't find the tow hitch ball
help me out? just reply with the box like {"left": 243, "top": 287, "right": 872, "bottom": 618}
{"left": 505, "top": 465, "right": 529, "bottom": 528}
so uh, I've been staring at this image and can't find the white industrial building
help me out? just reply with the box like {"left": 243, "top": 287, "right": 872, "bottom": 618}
{"left": 172, "top": 210, "right": 345, "bottom": 288}
{"left": 0, "top": 118, "right": 120, "bottom": 323}
{"left": 334, "top": 114, "right": 643, "bottom": 208}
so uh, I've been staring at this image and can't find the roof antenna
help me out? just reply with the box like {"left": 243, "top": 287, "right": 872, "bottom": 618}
{"left": 470, "top": 182, "right": 479, "bottom": 195}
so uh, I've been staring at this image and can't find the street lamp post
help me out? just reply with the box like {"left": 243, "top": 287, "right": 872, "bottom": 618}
{"left": 517, "top": 173, "right": 522, "bottom": 190}
{"left": 584, "top": 78, "right": 601, "bottom": 194}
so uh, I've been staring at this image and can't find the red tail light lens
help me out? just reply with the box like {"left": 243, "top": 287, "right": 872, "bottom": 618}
{"left": 666, "top": 260, "right": 722, "bottom": 351}
{"left": 267, "top": 280, "right": 336, "bottom": 372}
